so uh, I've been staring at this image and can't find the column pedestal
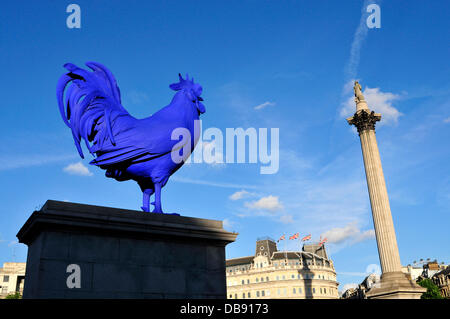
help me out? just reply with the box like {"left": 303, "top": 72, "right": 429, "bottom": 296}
{"left": 366, "top": 272, "right": 425, "bottom": 299}
{"left": 17, "top": 200, "right": 237, "bottom": 299}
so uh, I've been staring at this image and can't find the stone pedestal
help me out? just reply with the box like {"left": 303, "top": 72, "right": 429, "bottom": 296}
{"left": 366, "top": 272, "right": 426, "bottom": 299}
{"left": 17, "top": 200, "right": 237, "bottom": 299}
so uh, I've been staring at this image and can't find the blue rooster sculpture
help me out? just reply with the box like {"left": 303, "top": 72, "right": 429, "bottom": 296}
{"left": 57, "top": 62, "right": 205, "bottom": 214}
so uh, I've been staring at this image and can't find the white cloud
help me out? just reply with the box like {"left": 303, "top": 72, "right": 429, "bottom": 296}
{"left": 63, "top": 162, "right": 93, "bottom": 176}
{"left": 245, "top": 195, "right": 284, "bottom": 212}
{"left": 254, "top": 101, "right": 276, "bottom": 110}
{"left": 340, "top": 84, "right": 402, "bottom": 125}
{"left": 320, "top": 222, "right": 375, "bottom": 245}
{"left": 230, "top": 190, "right": 250, "bottom": 201}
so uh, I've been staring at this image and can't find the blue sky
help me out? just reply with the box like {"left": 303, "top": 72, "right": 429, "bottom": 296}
{"left": 0, "top": 1, "right": 449, "bottom": 291}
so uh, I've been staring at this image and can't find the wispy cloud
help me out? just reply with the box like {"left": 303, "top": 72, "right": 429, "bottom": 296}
{"left": 345, "top": 0, "right": 373, "bottom": 80}
{"left": 229, "top": 190, "right": 252, "bottom": 201}
{"left": 0, "top": 154, "right": 77, "bottom": 171}
{"left": 444, "top": 117, "right": 450, "bottom": 123}
{"left": 171, "top": 176, "right": 259, "bottom": 190}
{"left": 254, "top": 101, "right": 276, "bottom": 110}
{"left": 63, "top": 162, "right": 93, "bottom": 176}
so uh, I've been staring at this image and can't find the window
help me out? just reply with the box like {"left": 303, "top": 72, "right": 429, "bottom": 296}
{"left": 313, "top": 288, "right": 316, "bottom": 294}
{"left": 248, "top": 292, "right": 251, "bottom": 298}
{"left": 256, "top": 291, "right": 260, "bottom": 297}
{"left": 3, "top": 275, "right": 9, "bottom": 283}
{"left": 234, "top": 294, "right": 237, "bottom": 299}
{"left": 229, "top": 294, "right": 232, "bottom": 298}
{"left": 282, "top": 275, "right": 285, "bottom": 280}
{"left": 1, "top": 287, "right": 7, "bottom": 294}
{"left": 277, "top": 289, "right": 280, "bottom": 295}
{"left": 291, "top": 274, "right": 295, "bottom": 279}
{"left": 297, "top": 274, "right": 301, "bottom": 279}
{"left": 247, "top": 279, "right": 250, "bottom": 284}
{"left": 256, "top": 278, "right": 259, "bottom": 283}
{"left": 242, "top": 280, "right": 245, "bottom": 285}
{"left": 324, "top": 288, "right": 327, "bottom": 294}
{"left": 261, "top": 277, "right": 264, "bottom": 282}
{"left": 276, "top": 276, "right": 279, "bottom": 280}
{"left": 242, "top": 293, "right": 245, "bottom": 299}
{"left": 293, "top": 288, "right": 296, "bottom": 294}
{"left": 266, "top": 276, "right": 269, "bottom": 281}
{"left": 320, "top": 288, "right": 323, "bottom": 294}
{"left": 298, "top": 288, "right": 302, "bottom": 293}
{"left": 262, "top": 290, "right": 265, "bottom": 296}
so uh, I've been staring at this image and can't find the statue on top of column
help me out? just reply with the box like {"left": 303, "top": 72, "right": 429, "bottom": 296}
{"left": 354, "top": 81, "right": 365, "bottom": 103}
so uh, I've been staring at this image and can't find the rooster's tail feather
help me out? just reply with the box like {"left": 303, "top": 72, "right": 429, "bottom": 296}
{"left": 56, "top": 62, "right": 129, "bottom": 159}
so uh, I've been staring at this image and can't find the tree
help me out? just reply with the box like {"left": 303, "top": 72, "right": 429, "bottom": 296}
{"left": 4, "top": 291, "right": 22, "bottom": 299}
{"left": 417, "top": 279, "right": 443, "bottom": 299}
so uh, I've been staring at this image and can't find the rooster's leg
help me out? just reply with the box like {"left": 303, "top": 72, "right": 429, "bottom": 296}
{"left": 152, "top": 183, "right": 163, "bottom": 214}
{"left": 141, "top": 188, "right": 154, "bottom": 212}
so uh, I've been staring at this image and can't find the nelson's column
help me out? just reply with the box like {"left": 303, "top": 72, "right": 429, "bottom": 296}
{"left": 347, "top": 81, "right": 425, "bottom": 299}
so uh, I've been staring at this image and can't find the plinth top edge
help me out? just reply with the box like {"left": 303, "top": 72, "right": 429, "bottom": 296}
{"left": 41, "top": 199, "right": 223, "bottom": 227}
{"left": 17, "top": 200, "right": 238, "bottom": 245}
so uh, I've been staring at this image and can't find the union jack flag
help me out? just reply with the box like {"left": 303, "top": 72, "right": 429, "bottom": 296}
{"left": 289, "top": 233, "right": 299, "bottom": 240}
{"left": 301, "top": 234, "right": 312, "bottom": 241}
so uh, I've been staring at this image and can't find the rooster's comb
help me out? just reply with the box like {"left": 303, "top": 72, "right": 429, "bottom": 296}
{"left": 169, "top": 73, "right": 199, "bottom": 92}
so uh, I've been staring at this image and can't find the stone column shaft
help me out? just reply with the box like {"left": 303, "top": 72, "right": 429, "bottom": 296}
{"left": 359, "top": 128, "right": 402, "bottom": 274}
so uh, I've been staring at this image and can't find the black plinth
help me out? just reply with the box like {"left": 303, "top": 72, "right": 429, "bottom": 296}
{"left": 17, "top": 200, "right": 237, "bottom": 299}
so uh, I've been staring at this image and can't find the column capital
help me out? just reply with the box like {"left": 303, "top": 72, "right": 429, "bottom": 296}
{"left": 347, "top": 110, "right": 381, "bottom": 134}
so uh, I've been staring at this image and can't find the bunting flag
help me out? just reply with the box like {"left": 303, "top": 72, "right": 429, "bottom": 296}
{"left": 289, "top": 232, "right": 299, "bottom": 240}
{"left": 277, "top": 234, "right": 285, "bottom": 242}
{"left": 301, "top": 234, "right": 312, "bottom": 242}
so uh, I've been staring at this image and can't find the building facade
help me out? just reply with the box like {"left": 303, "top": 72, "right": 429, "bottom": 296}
{"left": 341, "top": 274, "right": 380, "bottom": 299}
{"left": 0, "top": 262, "right": 26, "bottom": 298}
{"left": 226, "top": 237, "right": 339, "bottom": 299}
{"left": 432, "top": 266, "right": 450, "bottom": 298}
